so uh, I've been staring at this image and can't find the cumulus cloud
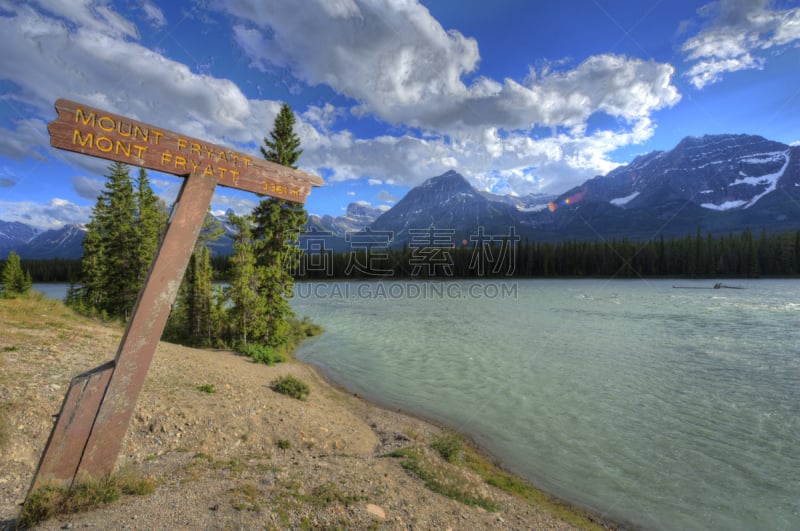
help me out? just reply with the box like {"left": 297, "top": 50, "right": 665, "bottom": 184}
{"left": 681, "top": 0, "right": 800, "bottom": 88}
{"left": 0, "top": 3, "right": 283, "bottom": 164}
{"left": 222, "top": 0, "right": 678, "bottom": 135}
{"left": 0, "top": 198, "right": 92, "bottom": 229}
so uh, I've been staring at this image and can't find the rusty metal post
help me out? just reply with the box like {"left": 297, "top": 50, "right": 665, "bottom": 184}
{"left": 29, "top": 171, "right": 217, "bottom": 490}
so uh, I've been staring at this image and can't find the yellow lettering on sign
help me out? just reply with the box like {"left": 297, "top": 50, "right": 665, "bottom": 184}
{"left": 73, "top": 129, "right": 93, "bottom": 147}
{"left": 95, "top": 136, "right": 113, "bottom": 153}
{"left": 75, "top": 108, "right": 96, "bottom": 126}
{"left": 97, "top": 116, "right": 115, "bottom": 132}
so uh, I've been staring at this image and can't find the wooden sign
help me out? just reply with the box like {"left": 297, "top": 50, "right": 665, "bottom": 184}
{"left": 28, "top": 99, "right": 322, "bottom": 498}
{"left": 47, "top": 98, "right": 323, "bottom": 203}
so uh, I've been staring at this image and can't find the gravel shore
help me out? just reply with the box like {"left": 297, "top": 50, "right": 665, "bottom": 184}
{"left": 1, "top": 297, "right": 602, "bottom": 530}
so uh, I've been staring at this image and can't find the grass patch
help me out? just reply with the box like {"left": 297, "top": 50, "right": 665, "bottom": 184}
{"left": 19, "top": 469, "right": 157, "bottom": 528}
{"left": 430, "top": 432, "right": 463, "bottom": 463}
{"left": 461, "top": 447, "right": 605, "bottom": 530}
{"left": 304, "top": 482, "right": 363, "bottom": 507}
{"left": 271, "top": 375, "right": 310, "bottom": 401}
{"left": 386, "top": 446, "right": 499, "bottom": 511}
{"left": 230, "top": 483, "right": 261, "bottom": 512}
{"left": 196, "top": 383, "right": 216, "bottom": 394}
{"left": 277, "top": 439, "right": 291, "bottom": 450}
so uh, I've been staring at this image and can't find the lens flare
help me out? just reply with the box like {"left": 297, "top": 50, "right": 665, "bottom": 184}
{"left": 548, "top": 190, "right": 585, "bottom": 212}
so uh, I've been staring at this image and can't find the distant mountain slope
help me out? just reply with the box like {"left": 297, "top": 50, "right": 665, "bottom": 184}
{"left": 307, "top": 201, "right": 389, "bottom": 236}
{"left": 369, "top": 170, "right": 521, "bottom": 244}
{"left": 1, "top": 223, "right": 85, "bottom": 259}
{"left": 536, "top": 134, "right": 800, "bottom": 240}
{"left": 1, "top": 221, "right": 40, "bottom": 259}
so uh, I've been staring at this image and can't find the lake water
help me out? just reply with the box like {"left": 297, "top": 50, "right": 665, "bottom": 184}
{"left": 35, "top": 279, "right": 800, "bottom": 529}
{"left": 290, "top": 279, "right": 800, "bottom": 531}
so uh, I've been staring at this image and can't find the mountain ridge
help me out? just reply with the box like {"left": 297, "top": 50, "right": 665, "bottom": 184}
{"left": 2, "top": 133, "right": 799, "bottom": 259}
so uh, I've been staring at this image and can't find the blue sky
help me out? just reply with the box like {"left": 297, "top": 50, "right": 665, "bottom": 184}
{"left": 1, "top": 0, "right": 798, "bottom": 229}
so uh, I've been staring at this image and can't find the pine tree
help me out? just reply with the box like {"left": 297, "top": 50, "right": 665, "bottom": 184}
{"left": 227, "top": 213, "right": 265, "bottom": 346}
{"left": 169, "top": 212, "right": 224, "bottom": 346}
{"left": 77, "top": 163, "right": 165, "bottom": 320}
{"left": 261, "top": 103, "right": 303, "bottom": 168}
{"left": 249, "top": 103, "right": 308, "bottom": 346}
{"left": 133, "top": 168, "right": 167, "bottom": 285}
{"left": 1, "top": 251, "right": 32, "bottom": 298}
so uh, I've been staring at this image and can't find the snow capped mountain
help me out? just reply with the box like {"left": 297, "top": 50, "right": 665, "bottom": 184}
{"left": 0, "top": 221, "right": 40, "bottom": 258}
{"left": 369, "top": 170, "right": 520, "bottom": 242}
{"left": 307, "top": 201, "right": 389, "bottom": 236}
{"left": 1, "top": 223, "right": 86, "bottom": 259}
{"left": 559, "top": 134, "right": 797, "bottom": 212}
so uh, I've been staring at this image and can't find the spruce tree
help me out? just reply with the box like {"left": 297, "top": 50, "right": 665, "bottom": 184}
{"left": 261, "top": 103, "right": 303, "bottom": 168}
{"left": 1, "top": 251, "right": 32, "bottom": 298}
{"left": 251, "top": 103, "right": 307, "bottom": 346}
{"left": 78, "top": 163, "right": 164, "bottom": 320}
{"left": 134, "top": 168, "right": 167, "bottom": 284}
{"left": 227, "top": 213, "right": 265, "bottom": 346}
{"left": 169, "top": 212, "right": 224, "bottom": 346}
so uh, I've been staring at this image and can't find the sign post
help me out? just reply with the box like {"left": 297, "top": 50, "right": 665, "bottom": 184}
{"left": 29, "top": 99, "right": 322, "bottom": 494}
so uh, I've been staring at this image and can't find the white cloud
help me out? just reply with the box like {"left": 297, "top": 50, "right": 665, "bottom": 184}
{"left": 141, "top": 1, "right": 166, "bottom": 28}
{"left": 375, "top": 190, "right": 397, "bottom": 203}
{"left": 681, "top": 0, "right": 800, "bottom": 88}
{"left": 0, "top": 197, "right": 91, "bottom": 229}
{"left": 222, "top": 1, "right": 678, "bottom": 135}
{"left": 213, "top": 0, "right": 679, "bottom": 195}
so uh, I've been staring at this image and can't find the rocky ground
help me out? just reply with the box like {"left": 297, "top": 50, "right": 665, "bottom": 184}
{"left": 0, "top": 296, "right": 603, "bottom": 530}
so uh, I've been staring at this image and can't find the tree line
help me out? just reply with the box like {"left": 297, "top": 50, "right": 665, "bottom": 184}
{"left": 296, "top": 227, "right": 800, "bottom": 279}
{"left": 13, "top": 225, "right": 799, "bottom": 287}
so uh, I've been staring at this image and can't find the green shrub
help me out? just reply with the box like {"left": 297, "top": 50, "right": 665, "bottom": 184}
{"left": 271, "top": 375, "right": 310, "bottom": 401}
{"left": 238, "top": 343, "right": 286, "bottom": 365}
{"left": 19, "top": 470, "right": 156, "bottom": 528}
{"left": 430, "top": 432, "right": 464, "bottom": 463}
{"left": 277, "top": 439, "right": 291, "bottom": 450}
{"left": 196, "top": 383, "right": 216, "bottom": 394}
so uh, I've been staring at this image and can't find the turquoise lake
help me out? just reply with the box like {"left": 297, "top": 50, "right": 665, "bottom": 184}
{"left": 290, "top": 279, "right": 800, "bottom": 530}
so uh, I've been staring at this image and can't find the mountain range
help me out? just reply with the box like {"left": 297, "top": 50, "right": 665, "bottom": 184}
{"left": 2, "top": 133, "right": 798, "bottom": 259}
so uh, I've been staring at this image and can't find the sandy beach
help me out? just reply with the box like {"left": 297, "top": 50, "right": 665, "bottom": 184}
{"left": 0, "top": 296, "right": 604, "bottom": 530}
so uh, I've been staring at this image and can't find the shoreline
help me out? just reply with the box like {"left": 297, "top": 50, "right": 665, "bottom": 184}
{"left": 2, "top": 297, "right": 609, "bottom": 529}
{"left": 295, "top": 348, "right": 623, "bottom": 531}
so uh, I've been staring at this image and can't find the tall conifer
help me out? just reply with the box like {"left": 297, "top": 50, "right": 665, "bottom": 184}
{"left": 251, "top": 103, "right": 307, "bottom": 346}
